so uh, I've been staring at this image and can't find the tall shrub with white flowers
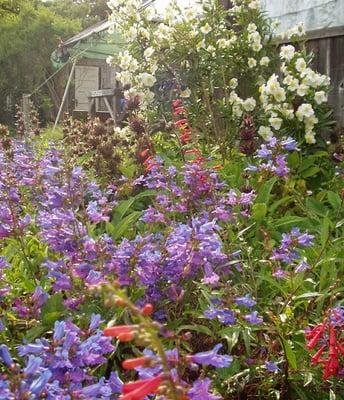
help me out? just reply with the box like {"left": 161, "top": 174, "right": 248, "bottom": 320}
{"left": 107, "top": 0, "right": 332, "bottom": 154}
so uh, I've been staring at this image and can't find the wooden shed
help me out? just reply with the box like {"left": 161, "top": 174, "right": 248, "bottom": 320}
{"left": 51, "top": 20, "right": 125, "bottom": 123}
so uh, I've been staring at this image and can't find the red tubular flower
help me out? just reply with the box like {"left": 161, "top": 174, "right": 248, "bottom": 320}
{"left": 329, "top": 325, "right": 337, "bottom": 347}
{"left": 139, "top": 149, "right": 150, "bottom": 160}
{"left": 174, "top": 119, "right": 188, "bottom": 128}
{"left": 120, "top": 375, "right": 163, "bottom": 400}
{"left": 143, "top": 156, "right": 158, "bottom": 172}
{"left": 173, "top": 107, "right": 186, "bottom": 116}
{"left": 103, "top": 325, "right": 135, "bottom": 339}
{"left": 117, "top": 332, "right": 135, "bottom": 342}
{"left": 311, "top": 345, "right": 326, "bottom": 365}
{"left": 306, "top": 323, "right": 326, "bottom": 349}
{"left": 122, "top": 356, "right": 150, "bottom": 370}
{"left": 184, "top": 149, "right": 201, "bottom": 156}
{"left": 141, "top": 303, "right": 154, "bottom": 316}
{"left": 172, "top": 99, "right": 183, "bottom": 108}
{"left": 323, "top": 354, "right": 339, "bottom": 380}
{"left": 180, "top": 131, "right": 192, "bottom": 144}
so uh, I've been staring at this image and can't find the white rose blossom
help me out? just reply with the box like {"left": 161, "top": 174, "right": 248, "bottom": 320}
{"left": 242, "top": 98, "right": 256, "bottom": 112}
{"left": 269, "top": 117, "right": 283, "bottom": 130}
{"left": 260, "top": 56, "right": 270, "bottom": 66}
{"left": 314, "top": 91, "right": 328, "bottom": 104}
{"left": 295, "top": 58, "right": 307, "bottom": 73}
{"left": 296, "top": 104, "right": 314, "bottom": 121}
{"left": 200, "top": 23, "right": 212, "bottom": 35}
{"left": 248, "top": 58, "right": 257, "bottom": 68}
{"left": 280, "top": 45, "right": 295, "bottom": 61}
{"left": 258, "top": 126, "right": 273, "bottom": 141}
{"left": 138, "top": 72, "right": 157, "bottom": 87}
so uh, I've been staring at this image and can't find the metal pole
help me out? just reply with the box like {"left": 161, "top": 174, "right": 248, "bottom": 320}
{"left": 53, "top": 59, "right": 77, "bottom": 130}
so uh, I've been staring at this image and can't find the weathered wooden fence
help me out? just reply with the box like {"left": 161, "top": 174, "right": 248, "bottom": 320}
{"left": 306, "top": 27, "right": 344, "bottom": 128}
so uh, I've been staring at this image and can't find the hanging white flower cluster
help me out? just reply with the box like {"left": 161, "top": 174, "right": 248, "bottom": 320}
{"left": 258, "top": 44, "right": 330, "bottom": 144}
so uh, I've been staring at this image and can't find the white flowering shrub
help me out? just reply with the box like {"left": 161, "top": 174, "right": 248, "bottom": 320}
{"left": 107, "top": 0, "right": 333, "bottom": 153}
{"left": 259, "top": 46, "right": 331, "bottom": 144}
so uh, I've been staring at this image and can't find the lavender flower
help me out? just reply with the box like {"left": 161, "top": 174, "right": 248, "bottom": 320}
{"left": 188, "top": 378, "right": 222, "bottom": 400}
{"left": 265, "top": 361, "right": 280, "bottom": 373}
{"left": 244, "top": 311, "right": 263, "bottom": 324}
{"left": 235, "top": 294, "right": 257, "bottom": 308}
{"left": 191, "top": 344, "right": 232, "bottom": 368}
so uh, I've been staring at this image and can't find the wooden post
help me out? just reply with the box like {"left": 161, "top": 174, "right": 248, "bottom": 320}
{"left": 22, "top": 94, "right": 31, "bottom": 135}
{"left": 54, "top": 58, "right": 77, "bottom": 130}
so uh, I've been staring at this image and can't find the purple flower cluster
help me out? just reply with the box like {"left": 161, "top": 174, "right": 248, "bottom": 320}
{"left": 271, "top": 227, "right": 314, "bottom": 278}
{"left": 104, "top": 159, "right": 256, "bottom": 305}
{"left": 111, "top": 216, "right": 230, "bottom": 304}
{"left": 204, "top": 294, "right": 263, "bottom": 326}
{"left": 133, "top": 345, "right": 230, "bottom": 398}
{"left": 188, "top": 378, "right": 222, "bottom": 400}
{"left": 246, "top": 137, "right": 298, "bottom": 177}
{"left": 0, "top": 316, "right": 122, "bottom": 399}
{"left": 31, "top": 149, "right": 118, "bottom": 308}
{"left": 0, "top": 142, "right": 35, "bottom": 239}
{"left": 0, "top": 257, "right": 10, "bottom": 300}
{"left": 12, "top": 285, "right": 48, "bottom": 319}
{"left": 139, "top": 160, "right": 255, "bottom": 223}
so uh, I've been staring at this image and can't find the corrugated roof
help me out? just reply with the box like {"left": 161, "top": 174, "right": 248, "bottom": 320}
{"left": 63, "top": 20, "right": 114, "bottom": 47}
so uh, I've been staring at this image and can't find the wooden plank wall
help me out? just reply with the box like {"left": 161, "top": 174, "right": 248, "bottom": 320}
{"left": 307, "top": 35, "right": 344, "bottom": 128}
{"left": 75, "top": 58, "right": 118, "bottom": 115}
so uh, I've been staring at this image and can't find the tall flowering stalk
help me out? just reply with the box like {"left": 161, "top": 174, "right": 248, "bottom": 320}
{"left": 306, "top": 307, "right": 344, "bottom": 380}
{"left": 102, "top": 284, "right": 230, "bottom": 399}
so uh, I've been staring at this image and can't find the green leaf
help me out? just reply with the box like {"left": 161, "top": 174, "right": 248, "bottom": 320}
{"left": 119, "top": 163, "right": 136, "bottom": 179}
{"left": 294, "top": 292, "right": 321, "bottom": 300}
{"left": 269, "top": 196, "right": 293, "bottom": 215}
{"left": 327, "top": 191, "right": 342, "bottom": 210}
{"left": 220, "top": 327, "right": 240, "bottom": 351}
{"left": 112, "top": 190, "right": 156, "bottom": 224}
{"left": 336, "top": 219, "right": 344, "bottom": 229}
{"left": 320, "top": 217, "right": 330, "bottom": 248}
{"left": 306, "top": 198, "right": 329, "bottom": 217}
{"left": 255, "top": 178, "right": 277, "bottom": 204}
{"left": 288, "top": 152, "right": 299, "bottom": 169}
{"left": 25, "top": 324, "right": 48, "bottom": 342}
{"left": 176, "top": 324, "right": 215, "bottom": 338}
{"left": 274, "top": 216, "right": 309, "bottom": 229}
{"left": 112, "top": 211, "right": 142, "bottom": 240}
{"left": 252, "top": 203, "right": 267, "bottom": 222}
{"left": 282, "top": 338, "right": 297, "bottom": 370}
{"left": 41, "top": 293, "right": 65, "bottom": 326}
{"left": 301, "top": 166, "right": 320, "bottom": 178}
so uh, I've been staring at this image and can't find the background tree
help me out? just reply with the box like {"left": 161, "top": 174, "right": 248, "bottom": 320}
{"left": 0, "top": 0, "right": 109, "bottom": 125}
